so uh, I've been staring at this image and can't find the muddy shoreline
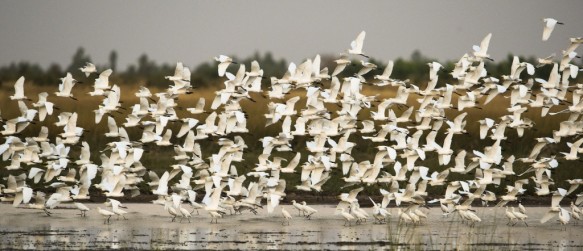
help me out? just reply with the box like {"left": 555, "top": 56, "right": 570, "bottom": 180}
{"left": 1, "top": 203, "right": 582, "bottom": 250}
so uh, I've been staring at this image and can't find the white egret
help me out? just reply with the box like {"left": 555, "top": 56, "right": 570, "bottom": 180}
{"left": 55, "top": 72, "right": 79, "bottom": 100}
{"left": 542, "top": 18, "right": 564, "bottom": 41}
{"left": 74, "top": 202, "right": 90, "bottom": 217}
{"left": 97, "top": 207, "right": 116, "bottom": 224}
{"left": 558, "top": 208, "right": 570, "bottom": 231}
{"left": 281, "top": 207, "right": 292, "bottom": 225}
{"left": 301, "top": 201, "right": 318, "bottom": 219}
{"left": 511, "top": 207, "right": 528, "bottom": 226}
{"left": 215, "top": 55, "right": 236, "bottom": 77}
{"left": 348, "top": 31, "right": 368, "bottom": 58}
{"left": 337, "top": 208, "right": 355, "bottom": 226}
{"left": 472, "top": 33, "right": 493, "bottom": 61}
{"left": 9, "top": 76, "right": 29, "bottom": 101}
{"left": 79, "top": 62, "right": 96, "bottom": 77}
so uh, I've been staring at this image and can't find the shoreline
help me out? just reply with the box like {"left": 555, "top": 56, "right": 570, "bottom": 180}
{"left": 1, "top": 203, "right": 582, "bottom": 250}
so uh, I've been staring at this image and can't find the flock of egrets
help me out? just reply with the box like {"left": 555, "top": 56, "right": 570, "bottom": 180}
{"left": 1, "top": 18, "right": 583, "bottom": 229}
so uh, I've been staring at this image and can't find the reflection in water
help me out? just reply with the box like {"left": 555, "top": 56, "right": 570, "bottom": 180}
{"left": 2, "top": 206, "right": 583, "bottom": 250}
{"left": 1, "top": 222, "right": 581, "bottom": 250}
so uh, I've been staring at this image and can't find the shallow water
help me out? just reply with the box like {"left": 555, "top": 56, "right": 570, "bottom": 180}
{"left": 1, "top": 204, "right": 582, "bottom": 250}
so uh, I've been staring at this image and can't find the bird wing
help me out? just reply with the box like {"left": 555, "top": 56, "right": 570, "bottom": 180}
{"left": 283, "top": 152, "right": 301, "bottom": 172}
{"left": 540, "top": 210, "right": 558, "bottom": 223}
{"left": 62, "top": 73, "right": 76, "bottom": 94}
{"left": 218, "top": 62, "right": 230, "bottom": 77}
{"left": 351, "top": 31, "right": 366, "bottom": 52}
{"left": 13, "top": 76, "right": 25, "bottom": 97}
{"left": 250, "top": 60, "right": 261, "bottom": 73}
{"left": 383, "top": 60, "right": 394, "bottom": 78}
{"left": 155, "top": 171, "right": 169, "bottom": 195}
{"left": 479, "top": 33, "right": 492, "bottom": 54}
{"left": 542, "top": 18, "right": 557, "bottom": 41}
{"left": 348, "top": 186, "right": 364, "bottom": 200}
{"left": 551, "top": 193, "right": 564, "bottom": 208}
{"left": 107, "top": 116, "right": 118, "bottom": 134}
{"left": 332, "top": 64, "right": 347, "bottom": 77}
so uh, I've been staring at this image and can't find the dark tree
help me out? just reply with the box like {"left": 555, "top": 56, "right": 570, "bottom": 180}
{"left": 109, "top": 50, "right": 118, "bottom": 72}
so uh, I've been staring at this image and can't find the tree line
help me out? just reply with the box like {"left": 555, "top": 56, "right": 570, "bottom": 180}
{"left": 0, "top": 47, "right": 577, "bottom": 88}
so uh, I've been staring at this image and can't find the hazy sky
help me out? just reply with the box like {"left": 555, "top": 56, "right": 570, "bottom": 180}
{"left": 0, "top": 1, "right": 582, "bottom": 70}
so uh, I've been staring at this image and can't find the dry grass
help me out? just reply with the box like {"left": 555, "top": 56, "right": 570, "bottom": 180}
{"left": 0, "top": 79, "right": 581, "bottom": 196}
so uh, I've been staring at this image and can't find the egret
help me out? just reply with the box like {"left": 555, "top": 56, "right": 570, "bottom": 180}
{"left": 209, "top": 211, "right": 222, "bottom": 224}
{"left": 505, "top": 206, "right": 518, "bottom": 225}
{"left": 301, "top": 201, "right": 318, "bottom": 219}
{"left": 164, "top": 200, "right": 179, "bottom": 222}
{"left": 473, "top": 33, "right": 493, "bottom": 61}
{"left": 281, "top": 207, "right": 292, "bottom": 225}
{"left": 558, "top": 208, "right": 570, "bottom": 231}
{"left": 511, "top": 207, "right": 528, "bottom": 226}
{"left": 9, "top": 76, "right": 29, "bottom": 101}
{"left": 97, "top": 207, "right": 116, "bottom": 224}
{"left": 337, "top": 208, "right": 355, "bottom": 226}
{"left": 542, "top": 18, "right": 564, "bottom": 41}
{"left": 74, "top": 202, "right": 90, "bottom": 217}
{"left": 347, "top": 31, "right": 368, "bottom": 58}
{"left": 79, "top": 62, "right": 97, "bottom": 77}
{"left": 215, "top": 55, "right": 236, "bottom": 77}
{"left": 291, "top": 200, "right": 304, "bottom": 216}
{"left": 55, "top": 73, "right": 79, "bottom": 100}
